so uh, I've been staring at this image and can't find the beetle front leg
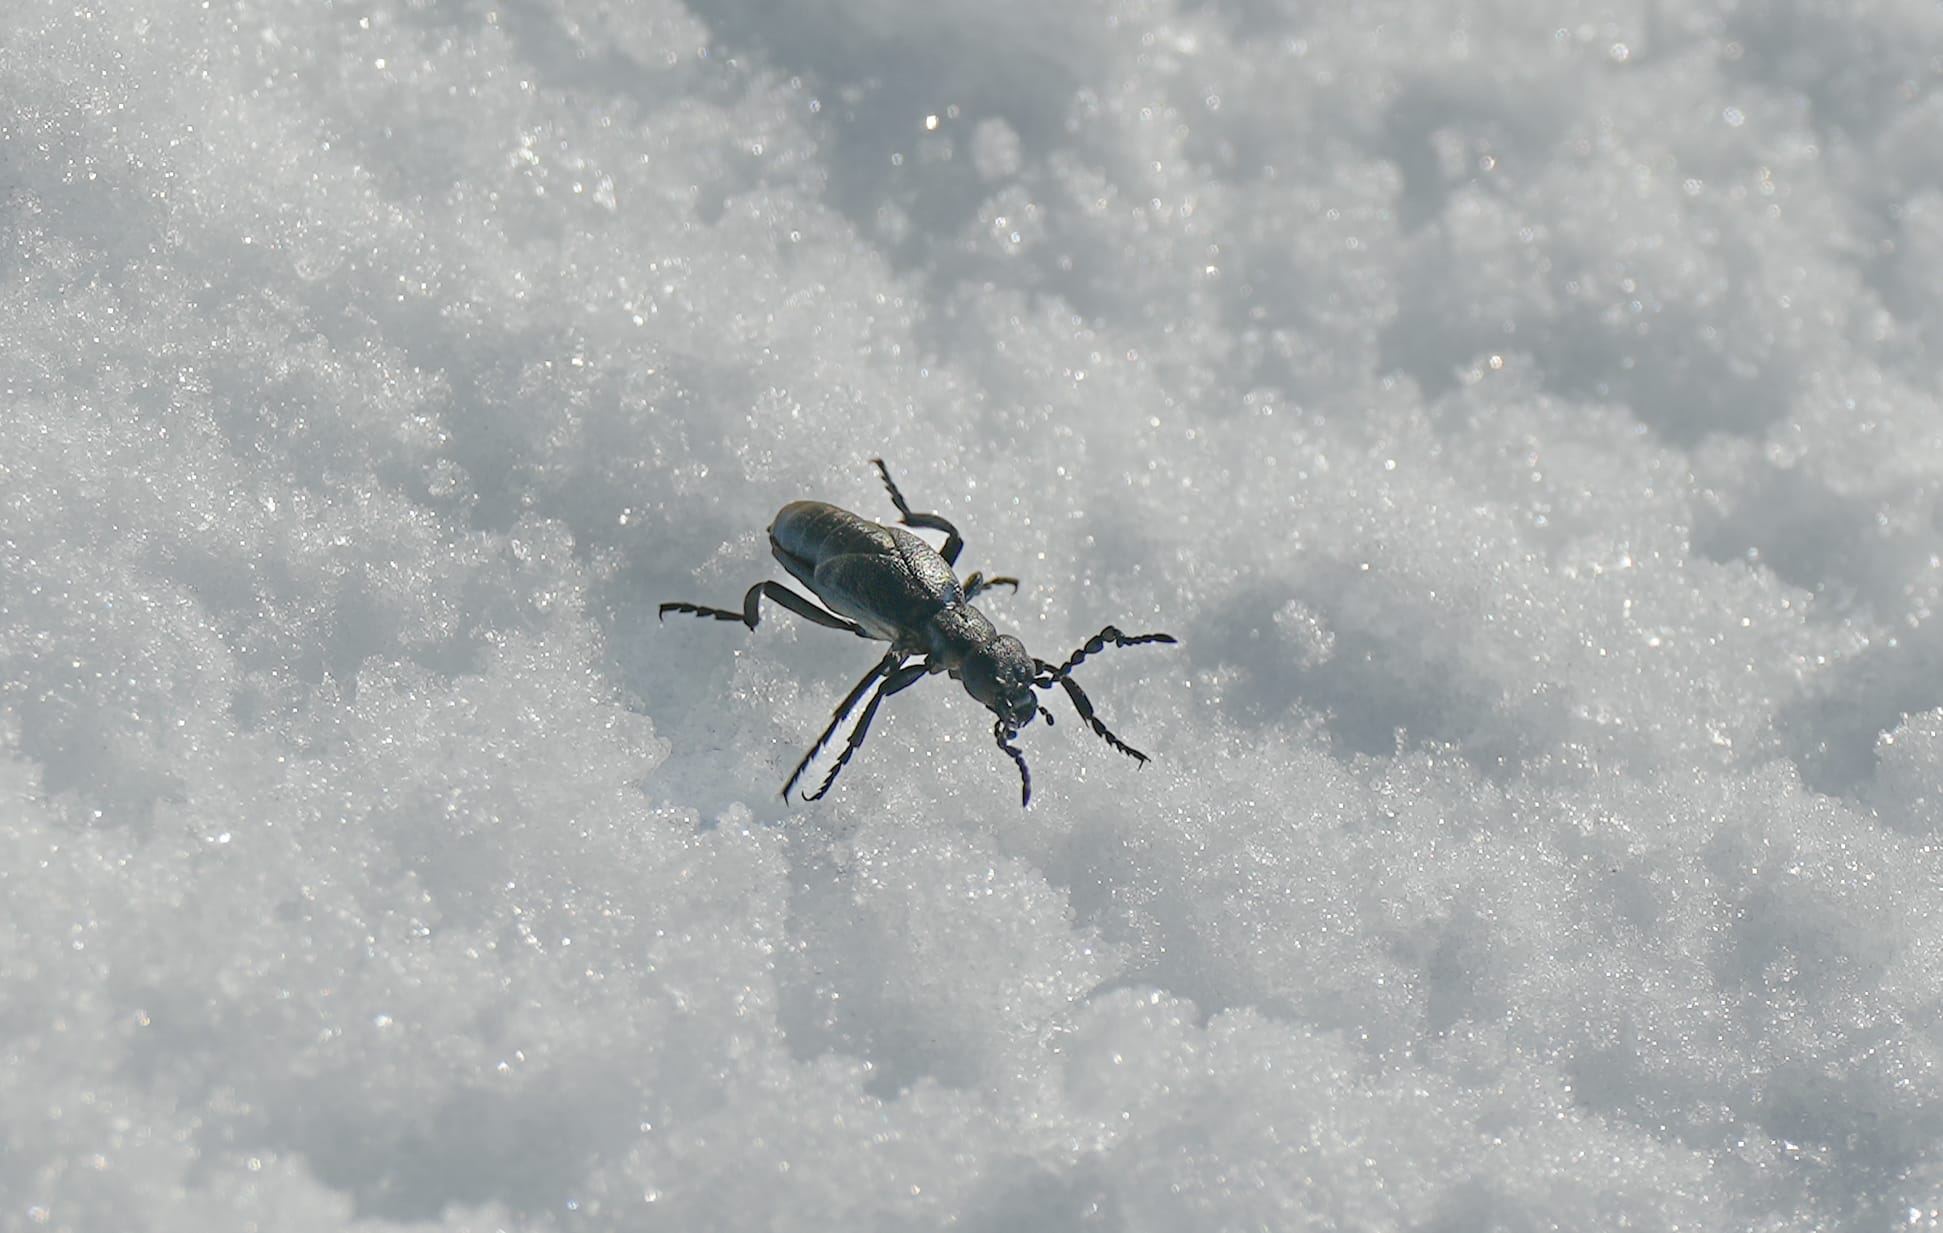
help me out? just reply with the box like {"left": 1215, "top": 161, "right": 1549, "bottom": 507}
{"left": 995, "top": 720, "right": 1033, "bottom": 807}
{"left": 660, "top": 581, "right": 870, "bottom": 638}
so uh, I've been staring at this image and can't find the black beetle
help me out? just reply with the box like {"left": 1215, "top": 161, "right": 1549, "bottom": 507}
{"left": 661, "top": 461, "right": 1175, "bottom": 805}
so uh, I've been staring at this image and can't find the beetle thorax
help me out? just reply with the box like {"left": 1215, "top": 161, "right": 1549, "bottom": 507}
{"left": 927, "top": 603, "right": 1039, "bottom": 730}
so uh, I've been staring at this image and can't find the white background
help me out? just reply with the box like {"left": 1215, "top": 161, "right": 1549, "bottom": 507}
{"left": 6, "top": 0, "right": 1943, "bottom": 1228}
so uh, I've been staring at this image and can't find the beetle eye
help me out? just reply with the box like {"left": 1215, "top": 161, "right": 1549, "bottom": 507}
{"left": 1004, "top": 690, "right": 1038, "bottom": 730}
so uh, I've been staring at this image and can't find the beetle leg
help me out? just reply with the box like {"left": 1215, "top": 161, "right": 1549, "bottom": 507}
{"left": 963, "top": 572, "right": 1021, "bottom": 600}
{"left": 872, "top": 458, "right": 966, "bottom": 566}
{"left": 872, "top": 461, "right": 1019, "bottom": 596}
{"left": 995, "top": 720, "right": 1033, "bottom": 807}
{"left": 660, "top": 581, "right": 870, "bottom": 638}
{"left": 803, "top": 660, "right": 931, "bottom": 801}
{"left": 783, "top": 651, "right": 904, "bottom": 800}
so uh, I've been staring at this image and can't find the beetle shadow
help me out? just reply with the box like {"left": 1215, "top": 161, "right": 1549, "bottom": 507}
{"left": 1187, "top": 563, "right": 1557, "bottom": 780}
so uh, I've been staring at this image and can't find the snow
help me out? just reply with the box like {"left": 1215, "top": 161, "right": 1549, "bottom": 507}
{"left": 5, "top": 0, "right": 1943, "bottom": 1228}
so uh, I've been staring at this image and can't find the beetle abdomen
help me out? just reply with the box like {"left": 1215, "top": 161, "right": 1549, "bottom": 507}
{"left": 769, "top": 501, "right": 959, "bottom": 641}
{"left": 769, "top": 502, "right": 896, "bottom": 584}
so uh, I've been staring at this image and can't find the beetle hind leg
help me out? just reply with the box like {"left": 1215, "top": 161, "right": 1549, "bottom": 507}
{"left": 657, "top": 600, "right": 749, "bottom": 624}
{"left": 659, "top": 581, "right": 871, "bottom": 637}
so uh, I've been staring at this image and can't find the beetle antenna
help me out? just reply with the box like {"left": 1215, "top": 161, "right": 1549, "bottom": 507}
{"left": 1031, "top": 626, "right": 1176, "bottom": 766}
{"left": 1047, "top": 625, "right": 1178, "bottom": 680}
{"left": 1051, "top": 673, "right": 1150, "bottom": 765}
{"left": 995, "top": 720, "right": 1032, "bottom": 807}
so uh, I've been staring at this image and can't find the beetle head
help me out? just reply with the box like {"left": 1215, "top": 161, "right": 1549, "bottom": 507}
{"left": 960, "top": 634, "right": 1039, "bottom": 731}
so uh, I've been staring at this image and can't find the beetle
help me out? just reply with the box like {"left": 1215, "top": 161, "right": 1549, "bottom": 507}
{"left": 659, "top": 460, "right": 1175, "bottom": 805}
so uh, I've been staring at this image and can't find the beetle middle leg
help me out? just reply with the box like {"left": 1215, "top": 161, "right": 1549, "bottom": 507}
{"left": 872, "top": 458, "right": 967, "bottom": 566}
{"left": 962, "top": 572, "right": 1020, "bottom": 601}
{"left": 659, "top": 581, "right": 870, "bottom": 637}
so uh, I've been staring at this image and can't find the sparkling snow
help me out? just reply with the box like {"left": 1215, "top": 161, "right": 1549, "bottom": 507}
{"left": 6, "top": 0, "right": 1943, "bottom": 1229}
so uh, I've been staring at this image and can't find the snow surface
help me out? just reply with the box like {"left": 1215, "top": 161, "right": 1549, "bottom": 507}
{"left": 5, "top": 0, "right": 1943, "bottom": 1228}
